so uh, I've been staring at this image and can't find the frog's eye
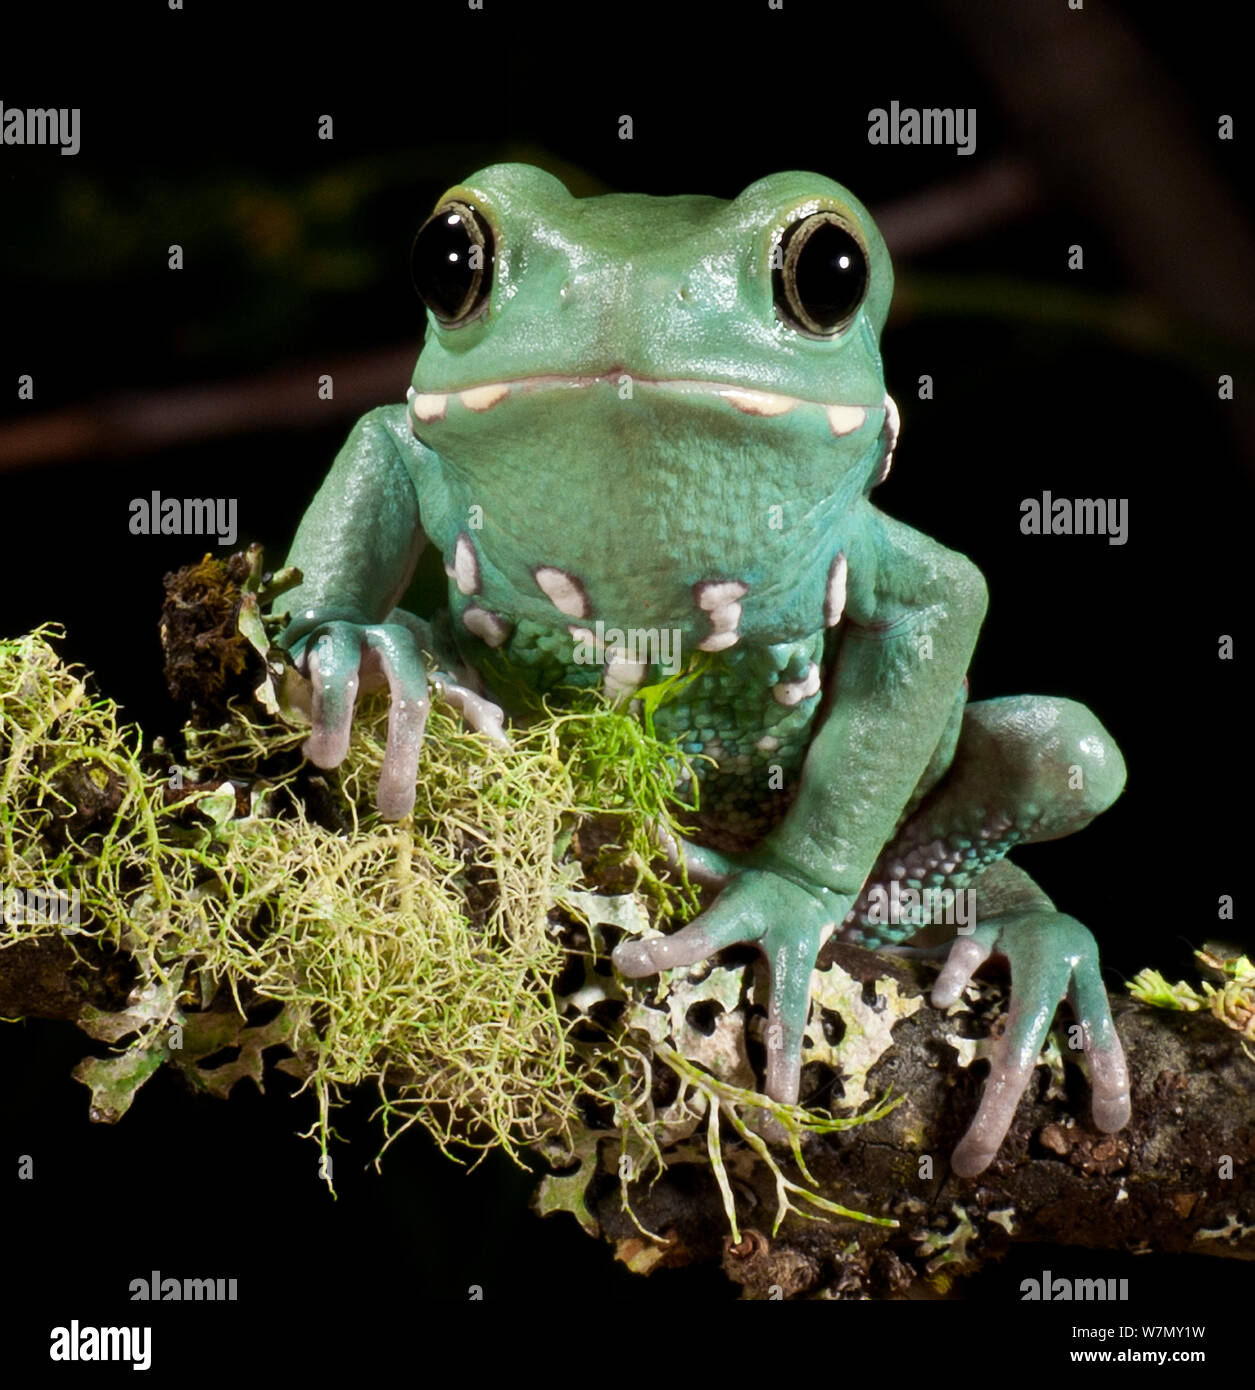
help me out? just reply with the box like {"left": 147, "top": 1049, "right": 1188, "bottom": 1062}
{"left": 773, "top": 212, "right": 869, "bottom": 337}
{"left": 411, "top": 200, "right": 495, "bottom": 325}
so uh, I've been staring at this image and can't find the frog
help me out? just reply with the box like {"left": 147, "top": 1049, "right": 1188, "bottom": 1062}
{"left": 274, "top": 162, "right": 1131, "bottom": 1178}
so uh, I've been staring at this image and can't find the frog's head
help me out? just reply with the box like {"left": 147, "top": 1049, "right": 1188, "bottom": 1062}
{"left": 405, "top": 164, "right": 898, "bottom": 635}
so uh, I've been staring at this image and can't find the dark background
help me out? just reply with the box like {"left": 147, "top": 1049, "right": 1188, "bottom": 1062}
{"left": 2, "top": 0, "right": 1251, "bottom": 1353}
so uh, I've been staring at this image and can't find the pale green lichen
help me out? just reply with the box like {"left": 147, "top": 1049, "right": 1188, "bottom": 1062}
{"left": 532, "top": 1132, "right": 601, "bottom": 1237}
{"left": 803, "top": 966, "right": 922, "bottom": 1108}
{"left": 916, "top": 1203, "right": 980, "bottom": 1283}
{"left": 1130, "top": 949, "right": 1255, "bottom": 1059}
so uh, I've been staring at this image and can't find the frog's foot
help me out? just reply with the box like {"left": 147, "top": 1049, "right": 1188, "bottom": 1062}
{"left": 291, "top": 614, "right": 506, "bottom": 819}
{"left": 650, "top": 821, "right": 738, "bottom": 889}
{"left": 934, "top": 910, "right": 1131, "bottom": 1178}
{"left": 612, "top": 869, "right": 830, "bottom": 1105}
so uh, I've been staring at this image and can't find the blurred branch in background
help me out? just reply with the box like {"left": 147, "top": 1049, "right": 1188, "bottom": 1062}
{"left": 0, "top": 346, "right": 416, "bottom": 472}
{"left": 4, "top": 0, "right": 1254, "bottom": 479}
{"left": 1, "top": 155, "right": 1223, "bottom": 475}
{"left": 873, "top": 157, "right": 1041, "bottom": 257}
{"left": 935, "top": 0, "right": 1255, "bottom": 460}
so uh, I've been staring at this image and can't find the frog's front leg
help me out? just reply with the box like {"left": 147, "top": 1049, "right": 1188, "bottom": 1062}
{"left": 616, "top": 517, "right": 988, "bottom": 1110}
{"left": 275, "top": 406, "right": 505, "bottom": 818}
{"left": 615, "top": 867, "right": 833, "bottom": 1102}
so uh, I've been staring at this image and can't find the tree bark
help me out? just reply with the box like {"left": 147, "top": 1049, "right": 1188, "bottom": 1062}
{"left": 591, "top": 944, "right": 1255, "bottom": 1298}
{"left": 4, "top": 856, "right": 1251, "bottom": 1300}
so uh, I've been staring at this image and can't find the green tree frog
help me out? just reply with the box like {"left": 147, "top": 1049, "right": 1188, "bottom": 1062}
{"left": 275, "top": 164, "right": 1131, "bottom": 1177}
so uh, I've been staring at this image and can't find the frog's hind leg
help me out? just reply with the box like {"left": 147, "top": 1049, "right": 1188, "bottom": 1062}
{"left": 843, "top": 695, "right": 1126, "bottom": 949}
{"left": 845, "top": 695, "right": 1131, "bottom": 1176}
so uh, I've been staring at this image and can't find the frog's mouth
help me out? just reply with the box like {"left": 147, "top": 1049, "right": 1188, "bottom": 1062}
{"left": 407, "top": 373, "right": 882, "bottom": 439}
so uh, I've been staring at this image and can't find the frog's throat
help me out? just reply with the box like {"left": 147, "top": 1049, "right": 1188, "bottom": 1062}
{"left": 406, "top": 375, "right": 887, "bottom": 439}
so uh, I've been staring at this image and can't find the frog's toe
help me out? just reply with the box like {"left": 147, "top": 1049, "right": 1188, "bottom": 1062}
{"left": 759, "top": 917, "right": 828, "bottom": 1106}
{"left": 612, "top": 868, "right": 782, "bottom": 980}
{"left": 1068, "top": 943, "right": 1132, "bottom": 1132}
{"left": 431, "top": 675, "right": 509, "bottom": 746}
{"left": 1089, "top": 1048, "right": 1132, "bottom": 1133}
{"left": 360, "top": 627, "right": 433, "bottom": 819}
{"left": 304, "top": 625, "right": 365, "bottom": 768}
{"left": 931, "top": 926, "right": 996, "bottom": 1009}
{"left": 612, "top": 919, "right": 729, "bottom": 978}
{"left": 650, "top": 822, "right": 737, "bottom": 888}
{"left": 950, "top": 1069, "right": 1035, "bottom": 1178}
{"left": 951, "top": 931, "right": 1072, "bottom": 1175}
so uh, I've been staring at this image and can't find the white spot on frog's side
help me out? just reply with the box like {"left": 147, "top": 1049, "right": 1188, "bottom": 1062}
{"left": 460, "top": 383, "right": 509, "bottom": 412}
{"left": 411, "top": 393, "right": 448, "bottom": 424}
{"left": 875, "top": 394, "right": 900, "bottom": 485}
{"left": 450, "top": 533, "right": 480, "bottom": 596}
{"left": 694, "top": 578, "right": 748, "bottom": 652}
{"left": 462, "top": 606, "right": 511, "bottom": 648}
{"left": 825, "top": 404, "right": 867, "bottom": 437}
{"left": 603, "top": 653, "right": 648, "bottom": 700}
{"left": 825, "top": 551, "right": 848, "bottom": 628}
{"left": 756, "top": 734, "right": 780, "bottom": 752}
{"left": 696, "top": 580, "right": 748, "bottom": 610}
{"left": 721, "top": 388, "right": 798, "bottom": 417}
{"left": 773, "top": 662, "right": 820, "bottom": 706}
{"left": 534, "top": 565, "right": 591, "bottom": 619}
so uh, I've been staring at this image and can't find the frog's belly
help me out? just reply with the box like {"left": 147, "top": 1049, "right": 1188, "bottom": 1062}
{"left": 459, "top": 609, "right": 831, "bottom": 854}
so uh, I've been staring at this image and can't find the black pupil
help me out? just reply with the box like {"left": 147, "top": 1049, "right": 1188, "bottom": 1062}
{"left": 794, "top": 220, "right": 867, "bottom": 330}
{"left": 412, "top": 207, "right": 482, "bottom": 321}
